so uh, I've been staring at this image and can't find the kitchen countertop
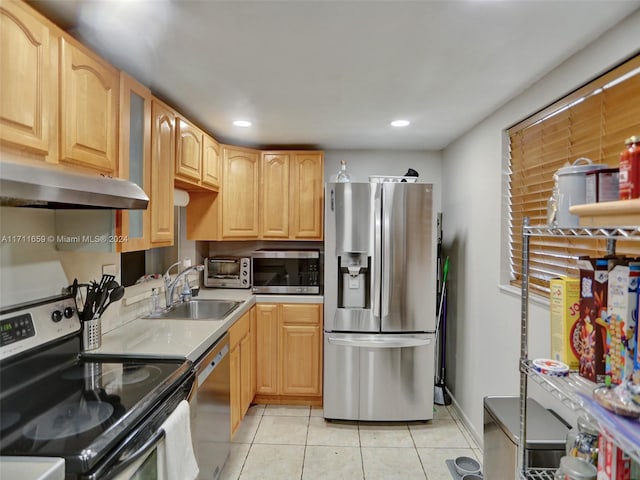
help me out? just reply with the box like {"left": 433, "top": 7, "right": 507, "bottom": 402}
{"left": 0, "top": 457, "right": 65, "bottom": 480}
{"left": 91, "top": 289, "right": 323, "bottom": 362}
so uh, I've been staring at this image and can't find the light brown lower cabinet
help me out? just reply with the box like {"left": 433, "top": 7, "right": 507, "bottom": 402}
{"left": 229, "top": 307, "right": 255, "bottom": 437}
{"left": 255, "top": 303, "right": 323, "bottom": 404}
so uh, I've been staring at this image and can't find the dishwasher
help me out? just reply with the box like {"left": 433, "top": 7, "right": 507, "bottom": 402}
{"left": 189, "top": 333, "right": 231, "bottom": 480}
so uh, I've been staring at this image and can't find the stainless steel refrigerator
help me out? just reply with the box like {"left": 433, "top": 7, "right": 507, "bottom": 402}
{"left": 324, "top": 181, "right": 437, "bottom": 421}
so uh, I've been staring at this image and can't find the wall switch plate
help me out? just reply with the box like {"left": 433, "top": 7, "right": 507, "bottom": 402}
{"left": 102, "top": 264, "right": 117, "bottom": 276}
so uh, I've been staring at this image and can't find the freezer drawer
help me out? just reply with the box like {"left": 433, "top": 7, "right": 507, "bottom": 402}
{"left": 324, "top": 333, "right": 435, "bottom": 421}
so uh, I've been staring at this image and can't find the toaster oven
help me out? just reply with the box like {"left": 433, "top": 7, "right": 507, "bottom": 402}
{"left": 204, "top": 257, "right": 251, "bottom": 288}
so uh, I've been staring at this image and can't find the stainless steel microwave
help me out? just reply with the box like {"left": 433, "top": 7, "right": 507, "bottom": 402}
{"left": 251, "top": 250, "right": 321, "bottom": 294}
{"left": 204, "top": 257, "right": 251, "bottom": 288}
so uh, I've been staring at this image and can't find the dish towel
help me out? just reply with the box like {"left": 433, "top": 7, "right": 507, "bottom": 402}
{"left": 160, "top": 400, "right": 199, "bottom": 480}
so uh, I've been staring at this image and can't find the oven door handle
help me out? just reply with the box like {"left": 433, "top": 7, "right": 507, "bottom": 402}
{"left": 89, "top": 429, "right": 165, "bottom": 480}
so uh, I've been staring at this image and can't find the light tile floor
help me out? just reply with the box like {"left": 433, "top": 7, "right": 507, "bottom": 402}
{"left": 218, "top": 404, "right": 483, "bottom": 480}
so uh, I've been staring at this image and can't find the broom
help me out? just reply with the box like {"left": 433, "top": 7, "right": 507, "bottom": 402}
{"left": 434, "top": 257, "right": 452, "bottom": 406}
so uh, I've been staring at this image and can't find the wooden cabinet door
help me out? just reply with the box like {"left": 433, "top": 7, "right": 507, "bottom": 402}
{"left": 117, "top": 73, "right": 151, "bottom": 252}
{"left": 221, "top": 146, "right": 259, "bottom": 239}
{"left": 175, "top": 117, "right": 203, "bottom": 185}
{"left": 279, "top": 304, "right": 323, "bottom": 396}
{"left": 150, "top": 99, "right": 175, "bottom": 246}
{"left": 255, "top": 304, "right": 279, "bottom": 395}
{"left": 249, "top": 306, "right": 257, "bottom": 400}
{"left": 59, "top": 37, "right": 118, "bottom": 173}
{"left": 0, "top": 1, "right": 54, "bottom": 157}
{"left": 261, "top": 153, "right": 290, "bottom": 239}
{"left": 240, "top": 333, "right": 253, "bottom": 416}
{"left": 202, "top": 134, "right": 221, "bottom": 189}
{"left": 290, "top": 152, "right": 324, "bottom": 239}
{"left": 230, "top": 344, "right": 242, "bottom": 436}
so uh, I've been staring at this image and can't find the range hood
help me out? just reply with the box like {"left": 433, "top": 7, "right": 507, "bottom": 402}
{"left": 0, "top": 162, "right": 149, "bottom": 209}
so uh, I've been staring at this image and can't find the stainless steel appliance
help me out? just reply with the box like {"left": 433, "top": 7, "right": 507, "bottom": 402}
{"left": 251, "top": 250, "right": 321, "bottom": 294}
{"left": 0, "top": 161, "right": 148, "bottom": 210}
{"left": 0, "top": 294, "right": 196, "bottom": 479}
{"left": 189, "top": 333, "right": 230, "bottom": 480}
{"left": 483, "top": 396, "right": 569, "bottom": 478}
{"left": 324, "top": 182, "right": 437, "bottom": 421}
{"left": 204, "top": 257, "right": 251, "bottom": 289}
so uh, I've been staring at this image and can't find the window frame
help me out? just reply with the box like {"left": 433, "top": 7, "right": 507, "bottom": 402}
{"left": 505, "top": 55, "right": 640, "bottom": 298}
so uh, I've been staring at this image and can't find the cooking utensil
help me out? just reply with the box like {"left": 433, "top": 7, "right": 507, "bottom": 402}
{"left": 97, "top": 285, "right": 125, "bottom": 316}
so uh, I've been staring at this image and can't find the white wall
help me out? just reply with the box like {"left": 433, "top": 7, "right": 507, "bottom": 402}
{"left": 324, "top": 150, "right": 443, "bottom": 213}
{"left": 441, "top": 10, "right": 640, "bottom": 443}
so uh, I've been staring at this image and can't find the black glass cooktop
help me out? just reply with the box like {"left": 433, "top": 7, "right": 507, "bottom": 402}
{"left": 0, "top": 337, "right": 189, "bottom": 466}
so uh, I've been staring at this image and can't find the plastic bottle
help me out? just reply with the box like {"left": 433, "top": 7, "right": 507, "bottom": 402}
{"left": 619, "top": 136, "right": 640, "bottom": 199}
{"left": 336, "top": 160, "right": 351, "bottom": 183}
{"left": 150, "top": 288, "right": 160, "bottom": 315}
{"left": 554, "top": 456, "right": 597, "bottom": 479}
{"left": 565, "top": 414, "right": 599, "bottom": 466}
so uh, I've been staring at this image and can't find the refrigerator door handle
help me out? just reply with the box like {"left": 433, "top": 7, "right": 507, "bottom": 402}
{"left": 372, "top": 183, "right": 382, "bottom": 319}
{"left": 327, "top": 336, "right": 433, "bottom": 349}
{"left": 380, "top": 183, "right": 392, "bottom": 319}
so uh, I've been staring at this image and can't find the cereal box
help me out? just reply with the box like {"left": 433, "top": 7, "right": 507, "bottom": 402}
{"left": 549, "top": 276, "right": 580, "bottom": 370}
{"left": 597, "top": 434, "right": 631, "bottom": 480}
{"left": 606, "top": 263, "right": 639, "bottom": 384}
{"left": 578, "top": 258, "right": 624, "bottom": 383}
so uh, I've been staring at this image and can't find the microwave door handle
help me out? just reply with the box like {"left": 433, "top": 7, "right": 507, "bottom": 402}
{"left": 89, "top": 429, "right": 165, "bottom": 480}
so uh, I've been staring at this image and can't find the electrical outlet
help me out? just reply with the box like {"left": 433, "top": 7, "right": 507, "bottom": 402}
{"left": 102, "top": 264, "right": 117, "bottom": 276}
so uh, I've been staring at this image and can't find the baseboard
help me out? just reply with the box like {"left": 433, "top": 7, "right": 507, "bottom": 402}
{"left": 446, "top": 386, "right": 483, "bottom": 450}
{"left": 253, "top": 395, "right": 322, "bottom": 406}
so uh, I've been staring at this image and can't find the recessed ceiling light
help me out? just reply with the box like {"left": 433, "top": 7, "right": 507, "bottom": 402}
{"left": 233, "top": 120, "right": 252, "bottom": 127}
{"left": 391, "top": 120, "right": 410, "bottom": 127}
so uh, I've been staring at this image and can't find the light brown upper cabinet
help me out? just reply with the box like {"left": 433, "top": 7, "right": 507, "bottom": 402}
{"left": 290, "top": 152, "right": 324, "bottom": 239}
{"left": 150, "top": 99, "right": 175, "bottom": 246}
{"left": 0, "top": 0, "right": 56, "bottom": 160}
{"left": 261, "top": 152, "right": 290, "bottom": 238}
{"left": 261, "top": 150, "right": 324, "bottom": 240}
{"left": 202, "top": 134, "right": 221, "bottom": 189}
{"left": 174, "top": 117, "right": 220, "bottom": 192}
{"left": 221, "top": 145, "right": 260, "bottom": 239}
{"left": 175, "top": 117, "right": 204, "bottom": 187}
{"left": 117, "top": 73, "right": 152, "bottom": 252}
{"left": 59, "top": 36, "right": 119, "bottom": 174}
{"left": 186, "top": 148, "right": 323, "bottom": 241}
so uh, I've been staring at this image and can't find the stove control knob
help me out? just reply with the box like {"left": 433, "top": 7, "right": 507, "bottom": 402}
{"left": 63, "top": 306, "right": 74, "bottom": 319}
{"left": 51, "top": 310, "right": 63, "bottom": 323}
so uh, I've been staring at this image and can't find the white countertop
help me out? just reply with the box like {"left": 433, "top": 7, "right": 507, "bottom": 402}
{"left": 0, "top": 457, "right": 65, "bottom": 480}
{"left": 91, "top": 289, "right": 323, "bottom": 362}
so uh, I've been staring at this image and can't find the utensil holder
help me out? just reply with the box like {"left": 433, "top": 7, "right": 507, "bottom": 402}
{"left": 82, "top": 316, "right": 102, "bottom": 351}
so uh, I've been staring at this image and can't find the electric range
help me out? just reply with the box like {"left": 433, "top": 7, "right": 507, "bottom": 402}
{"left": 0, "top": 294, "right": 195, "bottom": 479}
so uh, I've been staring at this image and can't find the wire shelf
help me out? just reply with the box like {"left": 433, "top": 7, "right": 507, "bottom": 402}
{"left": 521, "top": 360, "right": 640, "bottom": 464}
{"left": 523, "top": 225, "right": 640, "bottom": 239}
{"left": 520, "top": 468, "right": 556, "bottom": 479}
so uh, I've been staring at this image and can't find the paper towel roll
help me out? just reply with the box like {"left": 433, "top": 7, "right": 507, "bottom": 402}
{"left": 174, "top": 189, "right": 190, "bottom": 207}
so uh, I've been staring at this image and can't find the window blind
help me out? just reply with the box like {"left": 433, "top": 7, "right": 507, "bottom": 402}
{"left": 508, "top": 55, "right": 640, "bottom": 296}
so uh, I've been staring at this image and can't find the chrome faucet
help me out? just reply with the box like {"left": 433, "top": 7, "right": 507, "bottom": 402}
{"left": 164, "top": 262, "right": 204, "bottom": 308}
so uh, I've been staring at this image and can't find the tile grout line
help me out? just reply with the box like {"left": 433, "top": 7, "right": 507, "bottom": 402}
{"left": 237, "top": 408, "right": 264, "bottom": 480}
{"left": 300, "top": 409, "right": 311, "bottom": 480}
{"left": 408, "top": 422, "right": 429, "bottom": 480}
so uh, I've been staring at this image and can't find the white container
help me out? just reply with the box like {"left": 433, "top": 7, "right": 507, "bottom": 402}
{"left": 555, "top": 158, "right": 607, "bottom": 227}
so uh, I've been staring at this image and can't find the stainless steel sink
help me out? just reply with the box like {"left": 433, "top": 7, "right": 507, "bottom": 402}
{"left": 147, "top": 299, "right": 241, "bottom": 320}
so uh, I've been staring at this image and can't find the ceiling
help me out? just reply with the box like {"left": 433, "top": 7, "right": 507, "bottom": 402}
{"left": 30, "top": 0, "right": 639, "bottom": 151}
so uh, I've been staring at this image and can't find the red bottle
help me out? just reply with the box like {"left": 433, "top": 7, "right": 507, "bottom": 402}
{"left": 619, "top": 136, "right": 640, "bottom": 199}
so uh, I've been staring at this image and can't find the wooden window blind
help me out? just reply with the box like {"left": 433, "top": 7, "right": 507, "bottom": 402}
{"left": 508, "top": 55, "right": 640, "bottom": 297}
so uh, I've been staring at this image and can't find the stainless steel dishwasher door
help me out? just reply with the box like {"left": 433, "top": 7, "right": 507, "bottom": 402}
{"left": 190, "top": 333, "right": 230, "bottom": 480}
